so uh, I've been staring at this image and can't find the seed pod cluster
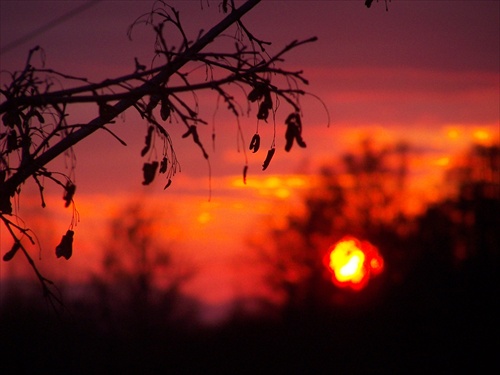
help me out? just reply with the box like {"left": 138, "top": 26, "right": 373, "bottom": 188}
{"left": 142, "top": 161, "right": 159, "bottom": 185}
{"left": 257, "top": 93, "right": 273, "bottom": 122}
{"left": 284, "top": 112, "right": 306, "bottom": 152}
{"left": 248, "top": 83, "right": 273, "bottom": 122}
{"left": 160, "top": 97, "right": 171, "bottom": 121}
{"left": 63, "top": 181, "right": 76, "bottom": 207}
{"left": 141, "top": 126, "right": 154, "bottom": 156}
{"left": 55, "top": 230, "right": 74, "bottom": 260}
{"left": 247, "top": 83, "right": 267, "bottom": 103}
{"left": 159, "top": 156, "right": 168, "bottom": 174}
{"left": 249, "top": 133, "right": 260, "bottom": 153}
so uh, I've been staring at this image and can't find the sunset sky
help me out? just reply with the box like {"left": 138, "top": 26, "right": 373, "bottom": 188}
{"left": 1, "top": 0, "right": 499, "bottom": 321}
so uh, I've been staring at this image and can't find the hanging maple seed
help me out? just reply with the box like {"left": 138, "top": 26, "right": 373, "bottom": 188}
{"left": 2, "top": 110, "right": 21, "bottom": 128}
{"left": 249, "top": 133, "right": 261, "bottom": 153}
{"left": 247, "top": 83, "right": 267, "bottom": 102}
{"left": 262, "top": 148, "right": 276, "bottom": 171}
{"left": 164, "top": 179, "right": 172, "bottom": 190}
{"left": 243, "top": 165, "right": 248, "bottom": 184}
{"left": 159, "top": 156, "right": 168, "bottom": 174}
{"left": 257, "top": 103, "right": 268, "bottom": 121}
{"left": 257, "top": 93, "right": 273, "bottom": 121}
{"left": 3, "top": 241, "right": 21, "bottom": 262}
{"left": 284, "top": 112, "right": 307, "bottom": 152}
{"left": 142, "top": 161, "right": 159, "bottom": 185}
{"left": 160, "top": 97, "right": 171, "bottom": 121}
{"left": 141, "top": 126, "right": 154, "bottom": 156}
{"left": 147, "top": 94, "right": 161, "bottom": 113}
{"left": 56, "top": 230, "right": 74, "bottom": 260}
{"left": 63, "top": 181, "right": 76, "bottom": 207}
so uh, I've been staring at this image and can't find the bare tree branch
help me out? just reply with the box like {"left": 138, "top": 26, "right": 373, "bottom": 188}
{"left": 0, "top": 0, "right": 323, "bottom": 298}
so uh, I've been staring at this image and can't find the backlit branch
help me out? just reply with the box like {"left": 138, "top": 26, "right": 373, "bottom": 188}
{"left": 0, "top": 0, "right": 319, "bottom": 297}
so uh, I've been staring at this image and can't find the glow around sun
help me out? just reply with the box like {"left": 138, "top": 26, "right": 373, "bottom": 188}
{"left": 325, "top": 236, "right": 384, "bottom": 291}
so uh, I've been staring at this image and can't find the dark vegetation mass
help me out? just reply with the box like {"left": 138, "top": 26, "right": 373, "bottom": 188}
{"left": 1, "top": 142, "right": 498, "bottom": 374}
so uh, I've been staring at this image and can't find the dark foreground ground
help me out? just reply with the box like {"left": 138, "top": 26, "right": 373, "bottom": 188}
{"left": 1, "top": 261, "right": 498, "bottom": 374}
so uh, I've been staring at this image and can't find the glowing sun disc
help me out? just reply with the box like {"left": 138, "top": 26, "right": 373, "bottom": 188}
{"left": 325, "top": 236, "right": 384, "bottom": 290}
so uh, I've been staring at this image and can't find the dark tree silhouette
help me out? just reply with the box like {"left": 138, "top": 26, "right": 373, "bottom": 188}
{"left": 252, "top": 138, "right": 414, "bottom": 313}
{"left": 415, "top": 143, "right": 500, "bottom": 271}
{"left": 91, "top": 202, "right": 197, "bottom": 335}
{"left": 253, "top": 139, "right": 499, "bottom": 321}
{"left": 0, "top": 0, "right": 320, "bottom": 299}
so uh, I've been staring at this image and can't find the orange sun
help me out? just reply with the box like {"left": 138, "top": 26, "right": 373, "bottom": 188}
{"left": 324, "top": 236, "right": 384, "bottom": 291}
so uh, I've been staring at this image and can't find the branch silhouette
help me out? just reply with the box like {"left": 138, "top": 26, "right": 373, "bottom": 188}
{"left": 0, "top": 0, "right": 318, "bottom": 301}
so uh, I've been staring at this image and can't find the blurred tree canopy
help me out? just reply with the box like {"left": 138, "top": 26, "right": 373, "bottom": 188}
{"left": 254, "top": 138, "right": 413, "bottom": 313}
{"left": 91, "top": 202, "right": 197, "bottom": 335}
{"left": 253, "top": 139, "right": 499, "bottom": 315}
{"left": 416, "top": 143, "right": 499, "bottom": 270}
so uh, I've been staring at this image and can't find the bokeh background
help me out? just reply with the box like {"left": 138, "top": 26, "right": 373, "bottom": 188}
{"left": 1, "top": 1, "right": 498, "bottom": 373}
